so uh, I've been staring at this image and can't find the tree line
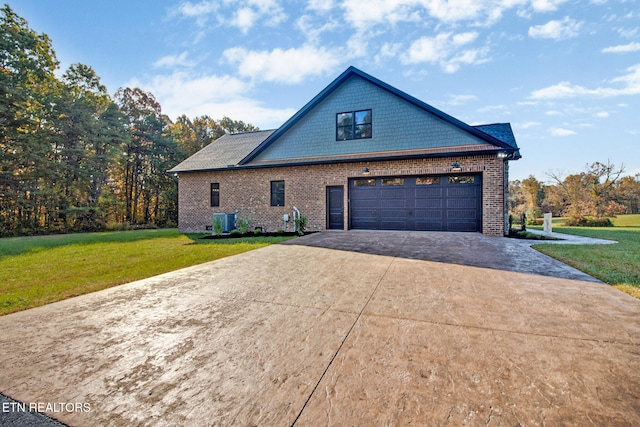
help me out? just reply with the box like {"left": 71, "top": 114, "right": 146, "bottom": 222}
{"left": 0, "top": 5, "right": 257, "bottom": 236}
{"left": 510, "top": 161, "right": 640, "bottom": 226}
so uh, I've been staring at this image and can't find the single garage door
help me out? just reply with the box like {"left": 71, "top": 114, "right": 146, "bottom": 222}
{"left": 349, "top": 174, "right": 482, "bottom": 232}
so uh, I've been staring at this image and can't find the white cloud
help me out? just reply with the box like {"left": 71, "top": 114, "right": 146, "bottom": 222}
{"left": 595, "top": 111, "right": 609, "bottom": 118}
{"left": 172, "top": 0, "right": 286, "bottom": 32}
{"left": 546, "top": 110, "right": 562, "bottom": 115}
{"left": 517, "top": 121, "right": 541, "bottom": 129}
{"left": 530, "top": 0, "right": 567, "bottom": 12}
{"left": 448, "top": 94, "right": 478, "bottom": 105}
{"left": 346, "top": 32, "right": 371, "bottom": 58}
{"left": 477, "top": 104, "right": 508, "bottom": 113}
{"left": 341, "top": 0, "right": 421, "bottom": 30}
{"left": 306, "top": 0, "right": 336, "bottom": 12}
{"left": 452, "top": 32, "right": 479, "bottom": 45}
{"left": 602, "top": 41, "right": 640, "bottom": 53}
{"left": 531, "top": 63, "right": 640, "bottom": 98}
{"left": 444, "top": 47, "right": 490, "bottom": 73}
{"left": 405, "top": 33, "right": 452, "bottom": 63}
{"left": 295, "top": 15, "right": 338, "bottom": 44}
{"left": 616, "top": 27, "right": 639, "bottom": 39}
{"left": 153, "top": 52, "right": 193, "bottom": 69}
{"left": 126, "top": 72, "right": 295, "bottom": 128}
{"left": 340, "top": 0, "right": 531, "bottom": 31}
{"left": 232, "top": 7, "right": 257, "bottom": 33}
{"left": 223, "top": 45, "right": 341, "bottom": 84}
{"left": 374, "top": 42, "right": 403, "bottom": 64}
{"left": 403, "top": 32, "right": 489, "bottom": 72}
{"left": 421, "top": 0, "right": 487, "bottom": 23}
{"left": 173, "top": 1, "right": 218, "bottom": 18}
{"left": 550, "top": 127, "right": 576, "bottom": 136}
{"left": 528, "top": 17, "right": 582, "bottom": 40}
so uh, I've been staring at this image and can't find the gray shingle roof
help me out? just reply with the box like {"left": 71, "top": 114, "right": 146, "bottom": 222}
{"left": 473, "top": 123, "right": 521, "bottom": 158}
{"left": 168, "top": 130, "right": 275, "bottom": 173}
{"left": 473, "top": 123, "right": 516, "bottom": 147}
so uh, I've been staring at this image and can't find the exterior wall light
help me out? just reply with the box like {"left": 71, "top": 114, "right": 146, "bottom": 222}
{"left": 451, "top": 162, "right": 462, "bottom": 173}
{"left": 362, "top": 168, "right": 371, "bottom": 176}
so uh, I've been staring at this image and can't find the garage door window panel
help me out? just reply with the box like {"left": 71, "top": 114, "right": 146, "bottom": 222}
{"left": 382, "top": 178, "right": 405, "bottom": 186}
{"left": 448, "top": 176, "right": 475, "bottom": 184}
{"left": 416, "top": 176, "right": 441, "bottom": 185}
{"left": 354, "top": 178, "right": 376, "bottom": 187}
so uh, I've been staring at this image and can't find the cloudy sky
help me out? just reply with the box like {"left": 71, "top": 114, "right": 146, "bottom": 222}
{"left": 11, "top": 0, "right": 640, "bottom": 180}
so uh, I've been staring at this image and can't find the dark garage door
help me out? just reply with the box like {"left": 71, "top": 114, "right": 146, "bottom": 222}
{"left": 349, "top": 175, "right": 482, "bottom": 232}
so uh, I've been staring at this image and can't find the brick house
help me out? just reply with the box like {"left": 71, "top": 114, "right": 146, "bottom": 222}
{"left": 169, "top": 66, "right": 520, "bottom": 236}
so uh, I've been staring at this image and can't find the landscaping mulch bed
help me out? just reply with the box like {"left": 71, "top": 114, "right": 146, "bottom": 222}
{"left": 507, "top": 230, "right": 561, "bottom": 240}
{"left": 201, "top": 231, "right": 315, "bottom": 240}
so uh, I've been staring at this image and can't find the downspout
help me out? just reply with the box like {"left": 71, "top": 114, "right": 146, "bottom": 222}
{"left": 292, "top": 206, "right": 300, "bottom": 233}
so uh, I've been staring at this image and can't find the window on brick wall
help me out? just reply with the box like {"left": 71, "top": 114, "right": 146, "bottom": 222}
{"left": 336, "top": 109, "right": 372, "bottom": 140}
{"left": 210, "top": 183, "right": 220, "bottom": 207}
{"left": 270, "top": 181, "right": 285, "bottom": 206}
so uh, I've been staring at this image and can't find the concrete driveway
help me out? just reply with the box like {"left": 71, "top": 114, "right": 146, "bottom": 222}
{"left": 0, "top": 231, "right": 638, "bottom": 426}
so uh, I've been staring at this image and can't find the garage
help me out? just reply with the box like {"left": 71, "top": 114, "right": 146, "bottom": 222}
{"left": 349, "top": 174, "right": 482, "bottom": 232}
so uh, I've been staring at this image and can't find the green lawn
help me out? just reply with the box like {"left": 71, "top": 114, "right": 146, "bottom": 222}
{"left": 0, "top": 229, "right": 295, "bottom": 316}
{"left": 548, "top": 214, "right": 640, "bottom": 227}
{"left": 531, "top": 215, "right": 640, "bottom": 299}
{"left": 611, "top": 213, "right": 640, "bottom": 227}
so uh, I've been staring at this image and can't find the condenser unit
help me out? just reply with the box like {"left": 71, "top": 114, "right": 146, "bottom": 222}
{"left": 212, "top": 213, "right": 236, "bottom": 233}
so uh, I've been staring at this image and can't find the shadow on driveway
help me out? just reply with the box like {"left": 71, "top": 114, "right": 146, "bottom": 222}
{"left": 282, "top": 230, "right": 602, "bottom": 282}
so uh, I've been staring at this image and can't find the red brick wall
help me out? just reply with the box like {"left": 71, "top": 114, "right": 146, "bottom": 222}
{"left": 177, "top": 155, "right": 508, "bottom": 236}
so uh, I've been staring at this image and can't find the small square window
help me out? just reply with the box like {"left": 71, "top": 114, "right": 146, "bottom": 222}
{"left": 270, "top": 181, "right": 285, "bottom": 206}
{"left": 336, "top": 109, "right": 372, "bottom": 141}
{"left": 210, "top": 183, "right": 220, "bottom": 207}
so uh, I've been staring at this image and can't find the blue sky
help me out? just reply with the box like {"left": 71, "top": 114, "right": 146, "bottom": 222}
{"left": 10, "top": 0, "right": 640, "bottom": 181}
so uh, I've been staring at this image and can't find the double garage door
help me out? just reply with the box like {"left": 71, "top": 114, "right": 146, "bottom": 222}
{"left": 349, "top": 174, "right": 482, "bottom": 232}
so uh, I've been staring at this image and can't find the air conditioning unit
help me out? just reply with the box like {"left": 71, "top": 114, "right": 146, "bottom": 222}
{"left": 213, "top": 213, "right": 236, "bottom": 233}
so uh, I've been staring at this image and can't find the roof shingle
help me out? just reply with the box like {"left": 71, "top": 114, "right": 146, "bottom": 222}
{"left": 168, "top": 130, "right": 275, "bottom": 173}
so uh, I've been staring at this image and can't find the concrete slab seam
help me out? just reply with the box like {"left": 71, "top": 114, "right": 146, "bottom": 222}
{"left": 290, "top": 257, "right": 396, "bottom": 426}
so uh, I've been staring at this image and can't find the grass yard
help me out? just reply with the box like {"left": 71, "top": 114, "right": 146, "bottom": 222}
{"left": 531, "top": 214, "right": 640, "bottom": 299}
{"left": 0, "top": 229, "right": 295, "bottom": 316}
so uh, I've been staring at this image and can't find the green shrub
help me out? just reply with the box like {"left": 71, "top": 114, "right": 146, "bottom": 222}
{"left": 230, "top": 229, "right": 241, "bottom": 236}
{"left": 565, "top": 217, "right": 614, "bottom": 227}
{"left": 238, "top": 218, "right": 249, "bottom": 234}
{"left": 213, "top": 217, "right": 223, "bottom": 235}
{"left": 294, "top": 215, "right": 307, "bottom": 235}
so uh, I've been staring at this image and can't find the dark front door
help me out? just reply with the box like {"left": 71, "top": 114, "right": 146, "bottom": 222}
{"left": 326, "top": 186, "right": 344, "bottom": 229}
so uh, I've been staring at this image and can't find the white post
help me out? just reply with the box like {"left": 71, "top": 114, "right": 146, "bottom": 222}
{"left": 543, "top": 213, "right": 552, "bottom": 234}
